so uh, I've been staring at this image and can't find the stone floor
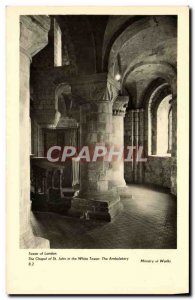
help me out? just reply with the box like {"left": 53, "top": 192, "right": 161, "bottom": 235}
{"left": 31, "top": 184, "right": 177, "bottom": 249}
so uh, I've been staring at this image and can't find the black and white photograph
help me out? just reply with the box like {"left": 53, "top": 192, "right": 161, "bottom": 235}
{"left": 19, "top": 14, "right": 178, "bottom": 249}
{"left": 5, "top": 5, "right": 190, "bottom": 295}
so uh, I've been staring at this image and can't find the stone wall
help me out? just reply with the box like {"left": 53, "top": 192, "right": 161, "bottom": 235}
{"left": 124, "top": 108, "right": 173, "bottom": 189}
{"left": 144, "top": 156, "right": 172, "bottom": 188}
{"left": 171, "top": 97, "right": 177, "bottom": 195}
{"left": 31, "top": 119, "right": 40, "bottom": 156}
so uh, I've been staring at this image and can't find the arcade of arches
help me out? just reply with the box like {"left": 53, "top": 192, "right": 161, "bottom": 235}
{"left": 20, "top": 15, "right": 177, "bottom": 249}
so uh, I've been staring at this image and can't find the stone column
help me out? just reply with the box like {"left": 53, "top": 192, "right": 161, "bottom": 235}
{"left": 124, "top": 110, "right": 134, "bottom": 182}
{"left": 124, "top": 109, "right": 145, "bottom": 184}
{"left": 138, "top": 109, "right": 145, "bottom": 182}
{"left": 110, "top": 96, "right": 129, "bottom": 193}
{"left": 20, "top": 16, "right": 50, "bottom": 248}
{"left": 70, "top": 74, "right": 122, "bottom": 221}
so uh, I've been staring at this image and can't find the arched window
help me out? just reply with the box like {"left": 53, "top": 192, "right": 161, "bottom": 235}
{"left": 148, "top": 93, "right": 172, "bottom": 156}
{"left": 54, "top": 18, "right": 62, "bottom": 66}
{"left": 156, "top": 95, "right": 172, "bottom": 155}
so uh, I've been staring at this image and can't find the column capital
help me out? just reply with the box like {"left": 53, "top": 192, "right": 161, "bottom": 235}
{"left": 104, "top": 74, "right": 121, "bottom": 102}
{"left": 20, "top": 15, "right": 50, "bottom": 59}
{"left": 70, "top": 73, "right": 120, "bottom": 103}
{"left": 113, "top": 96, "right": 129, "bottom": 116}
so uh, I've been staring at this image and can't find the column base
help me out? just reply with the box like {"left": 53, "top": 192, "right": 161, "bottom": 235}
{"left": 110, "top": 180, "right": 133, "bottom": 198}
{"left": 68, "top": 191, "right": 122, "bottom": 221}
{"left": 109, "top": 179, "right": 126, "bottom": 189}
{"left": 20, "top": 229, "right": 50, "bottom": 249}
{"left": 117, "top": 186, "right": 133, "bottom": 198}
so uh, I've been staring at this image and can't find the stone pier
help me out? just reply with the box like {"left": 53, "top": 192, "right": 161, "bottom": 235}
{"left": 124, "top": 109, "right": 145, "bottom": 184}
{"left": 110, "top": 96, "right": 129, "bottom": 193}
{"left": 20, "top": 16, "right": 50, "bottom": 248}
{"left": 69, "top": 74, "right": 122, "bottom": 221}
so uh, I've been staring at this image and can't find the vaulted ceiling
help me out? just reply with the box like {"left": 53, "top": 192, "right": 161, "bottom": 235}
{"left": 31, "top": 14, "right": 177, "bottom": 108}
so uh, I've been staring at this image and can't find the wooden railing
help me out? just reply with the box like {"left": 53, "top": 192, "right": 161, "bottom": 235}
{"left": 30, "top": 157, "right": 80, "bottom": 212}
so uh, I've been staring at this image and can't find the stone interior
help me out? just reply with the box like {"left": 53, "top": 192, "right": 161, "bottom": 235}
{"left": 31, "top": 185, "right": 176, "bottom": 249}
{"left": 20, "top": 15, "right": 177, "bottom": 248}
